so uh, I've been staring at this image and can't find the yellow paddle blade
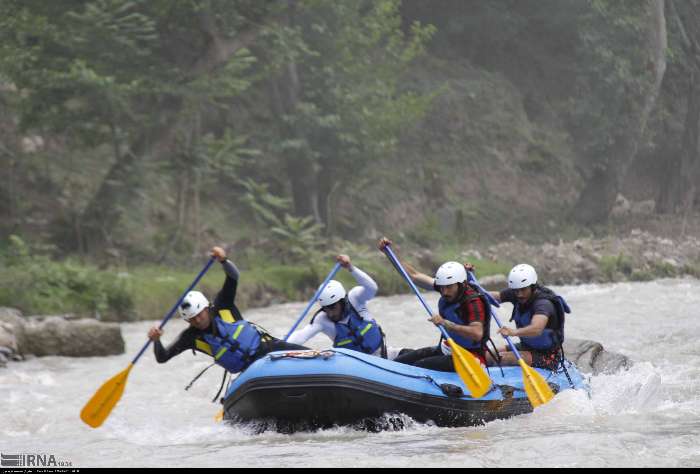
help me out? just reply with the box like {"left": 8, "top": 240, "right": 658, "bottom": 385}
{"left": 518, "top": 359, "right": 555, "bottom": 408}
{"left": 80, "top": 364, "right": 134, "bottom": 428}
{"left": 448, "top": 339, "right": 491, "bottom": 398}
{"left": 214, "top": 409, "right": 224, "bottom": 423}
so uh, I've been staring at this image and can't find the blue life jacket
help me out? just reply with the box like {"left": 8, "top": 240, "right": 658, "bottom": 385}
{"left": 511, "top": 286, "right": 570, "bottom": 351}
{"left": 438, "top": 286, "right": 491, "bottom": 352}
{"left": 331, "top": 301, "right": 384, "bottom": 355}
{"left": 194, "top": 309, "right": 261, "bottom": 373}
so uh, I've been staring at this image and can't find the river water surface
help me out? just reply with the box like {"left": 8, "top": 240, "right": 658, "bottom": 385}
{"left": 2, "top": 279, "right": 699, "bottom": 467}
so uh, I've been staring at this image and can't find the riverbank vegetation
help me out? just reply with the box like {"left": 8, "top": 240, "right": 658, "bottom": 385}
{"left": 2, "top": 1, "right": 700, "bottom": 320}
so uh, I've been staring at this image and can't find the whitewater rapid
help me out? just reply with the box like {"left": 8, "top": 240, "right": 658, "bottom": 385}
{"left": 2, "top": 279, "right": 699, "bottom": 467}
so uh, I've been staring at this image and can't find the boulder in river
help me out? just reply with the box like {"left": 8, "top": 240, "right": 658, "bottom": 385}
{"left": 21, "top": 316, "right": 125, "bottom": 357}
{"left": 563, "top": 338, "right": 630, "bottom": 375}
{"left": 0, "top": 307, "right": 25, "bottom": 366}
{"left": 0, "top": 307, "right": 125, "bottom": 361}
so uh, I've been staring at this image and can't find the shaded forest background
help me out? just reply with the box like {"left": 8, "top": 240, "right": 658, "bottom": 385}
{"left": 1, "top": 0, "right": 700, "bottom": 319}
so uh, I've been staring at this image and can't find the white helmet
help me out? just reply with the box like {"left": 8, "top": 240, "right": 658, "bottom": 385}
{"left": 318, "top": 280, "right": 346, "bottom": 307}
{"left": 434, "top": 261, "right": 467, "bottom": 286}
{"left": 508, "top": 264, "right": 538, "bottom": 289}
{"left": 178, "top": 291, "right": 209, "bottom": 320}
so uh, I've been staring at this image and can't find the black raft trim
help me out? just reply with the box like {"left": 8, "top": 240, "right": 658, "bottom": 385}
{"left": 223, "top": 374, "right": 532, "bottom": 429}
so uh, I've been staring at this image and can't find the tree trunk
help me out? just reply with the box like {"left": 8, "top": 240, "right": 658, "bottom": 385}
{"left": 271, "top": 2, "right": 322, "bottom": 225}
{"left": 79, "top": 100, "right": 184, "bottom": 254}
{"left": 679, "top": 71, "right": 700, "bottom": 235}
{"left": 658, "top": 0, "right": 700, "bottom": 217}
{"left": 573, "top": 0, "right": 667, "bottom": 224}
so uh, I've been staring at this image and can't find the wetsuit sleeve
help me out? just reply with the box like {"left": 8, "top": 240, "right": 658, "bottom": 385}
{"left": 213, "top": 259, "right": 243, "bottom": 321}
{"left": 348, "top": 266, "right": 378, "bottom": 305}
{"left": 152, "top": 327, "right": 198, "bottom": 363}
{"left": 287, "top": 312, "right": 336, "bottom": 345}
{"left": 346, "top": 269, "right": 378, "bottom": 323}
{"left": 287, "top": 320, "right": 324, "bottom": 346}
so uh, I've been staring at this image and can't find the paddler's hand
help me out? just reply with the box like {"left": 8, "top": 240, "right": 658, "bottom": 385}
{"left": 498, "top": 327, "right": 517, "bottom": 338}
{"left": 336, "top": 254, "right": 353, "bottom": 270}
{"left": 148, "top": 327, "right": 163, "bottom": 341}
{"left": 429, "top": 314, "right": 446, "bottom": 326}
{"left": 210, "top": 246, "right": 227, "bottom": 262}
{"left": 463, "top": 262, "right": 476, "bottom": 273}
{"left": 377, "top": 237, "right": 393, "bottom": 251}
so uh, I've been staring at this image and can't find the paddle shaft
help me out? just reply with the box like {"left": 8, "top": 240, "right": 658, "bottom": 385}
{"left": 469, "top": 271, "right": 557, "bottom": 406}
{"left": 284, "top": 262, "right": 342, "bottom": 341}
{"left": 467, "top": 271, "right": 525, "bottom": 360}
{"left": 131, "top": 257, "right": 216, "bottom": 365}
{"left": 382, "top": 245, "right": 451, "bottom": 341}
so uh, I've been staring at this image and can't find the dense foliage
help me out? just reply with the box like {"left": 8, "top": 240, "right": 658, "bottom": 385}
{"left": 0, "top": 0, "right": 695, "bottom": 266}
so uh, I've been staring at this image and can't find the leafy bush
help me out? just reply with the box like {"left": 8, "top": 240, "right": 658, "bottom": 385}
{"left": 599, "top": 253, "right": 634, "bottom": 281}
{"left": 0, "top": 235, "right": 135, "bottom": 320}
{"left": 238, "top": 178, "right": 325, "bottom": 263}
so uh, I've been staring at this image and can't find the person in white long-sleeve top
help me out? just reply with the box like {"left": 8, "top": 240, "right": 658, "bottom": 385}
{"left": 288, "top": 255, "right": 400, "bottom": 359}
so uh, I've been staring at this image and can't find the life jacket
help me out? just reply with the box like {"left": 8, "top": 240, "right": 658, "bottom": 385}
{"left": 193, "top": 309, "right": 261, "bottom": 373}
{"left": 328, "top": 301, "right": 384, "bottom": 355}
{"left": 438, "top": 285, "right": 491, "bottom": 353}
{"left": 510, "top": 286, "right": 570, "bottom": 351}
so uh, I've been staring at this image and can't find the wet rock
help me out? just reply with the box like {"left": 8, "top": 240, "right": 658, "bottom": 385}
{"left": 563, "top": 338, "right": 630, "bottom": 375}
{"left": 21, "top": 316, "right": 125, "bottom": 357}
{"left": 484, "top": 228, "right": 700, "bottom": 285}
{"left": 0, "top": 322, "right": 22, "bottom": 363}
{"left": 631, "top": 199, "right": 656, "bottom": 216}
{"left": 0, "top": 307, "right": 26, "bottom": 365}
{"left": 611, "top": 194, "right": 632, "bottom": 219}
{"left": 0, "top": 308, "right": 125, "bottom": 361}
{"left": 478, "top": 274, "right": 508, "bottom": 290}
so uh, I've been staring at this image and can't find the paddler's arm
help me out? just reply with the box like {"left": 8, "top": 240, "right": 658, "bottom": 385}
{"left": 148, "top": 327, "right": 198, "bottom": 363}
{"left": 429, "top": 315, "right": 484, "bottom": 342}
{"left": 287, "top": 316, "right": 326, "bottom": 346}
{"left": 211, "top": 246, "right": 243, "bottom": 321}
{"left": 498, "top": 314, "right": 548, "bottom": 338}
{"left": 339, "top": 255, "right": 377, "bottom": 304}
{"left": 377, "top": 237, "right": 434, "bottom": 291}
{"left": 405, "top": 262, "right": 435, "bottom": 291}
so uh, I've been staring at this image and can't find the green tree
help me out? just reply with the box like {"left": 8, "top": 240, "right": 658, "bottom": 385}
{"left": 571, "top": 0, "right": 667, "bottom": 224}
{"left": 0, "top": 0, "right": 276, "bottom": 254}
{"left": 263, "top": 0, "right": 435, "bottom": 234}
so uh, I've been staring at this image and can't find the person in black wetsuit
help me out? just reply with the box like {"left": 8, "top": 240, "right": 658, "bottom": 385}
{"left": 147, "top": 246, "right": 308, "bottom": 373}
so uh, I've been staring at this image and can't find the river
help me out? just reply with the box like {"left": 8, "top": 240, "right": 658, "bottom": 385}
{"left": 2, "top": 279, "right": 699, "bottom": 468}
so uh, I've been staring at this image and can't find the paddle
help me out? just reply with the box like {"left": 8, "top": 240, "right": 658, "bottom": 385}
{"left": 284, "top": 262, "right": 342, "bottom": 341}
{"left": 213, "top": 262, "right": 341, "bottom": 425}
{"left": 466, "top": 271, "right": 554, "bottom": 408}
{"left": 381, "top": 245, "right": 491, "bottom": 398}
{"left": 80, "top": 257, "right": 216, "bottom": 428}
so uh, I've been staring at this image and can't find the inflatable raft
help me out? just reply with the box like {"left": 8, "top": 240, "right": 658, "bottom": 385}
{"left": 221, "top": 348, "right": 587, "bottom": 431}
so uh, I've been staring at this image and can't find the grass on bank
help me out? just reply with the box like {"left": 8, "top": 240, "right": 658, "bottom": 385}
{"left": 0, "top": 235, "right": 511, "bottom": 321}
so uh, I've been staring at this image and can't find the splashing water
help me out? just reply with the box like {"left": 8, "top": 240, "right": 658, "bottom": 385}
{"left": 2, "top": 279, "right": 699, "bottom": 467}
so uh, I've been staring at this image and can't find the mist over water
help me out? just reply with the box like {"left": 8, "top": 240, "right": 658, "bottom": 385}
{"left": 2, "top": 279, "right": 699, "bottom": 467}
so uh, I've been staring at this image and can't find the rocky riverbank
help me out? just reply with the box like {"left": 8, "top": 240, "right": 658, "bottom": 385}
{"left": 468, "top": 229, "right": 700, "bottom": 286}
{"left": 0, "top": 307, "right": 124, "bottom": 366}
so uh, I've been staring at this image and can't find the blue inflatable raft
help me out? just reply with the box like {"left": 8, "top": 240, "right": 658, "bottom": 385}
{"left": 221, "top": 349, "right": 587, "bottom": 431}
